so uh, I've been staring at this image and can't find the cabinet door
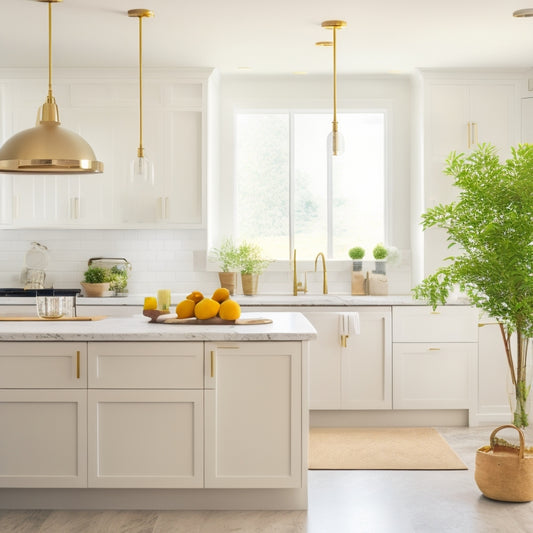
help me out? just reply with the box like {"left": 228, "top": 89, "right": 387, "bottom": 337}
{"left": 341, "top": 308, "right": 392, "bottom": 409}
{"left": 305, "top": 312, "right": 342, "bottom": 409}
{"left": 0, "top": 342, "right": 87, "bottom": 388}
{"left": 88, "top": 389, "right": 203, "bottom": 488}
{"left": 305, "top": 308, "right": 392, "bottom": 410}
{"left": 0, "top": 389, "right": 87, "bottom": 488}
{"left": 393, "top": 342, "right": 476, "bottom": 409}
{"left": 204, "top": 341, "right": 302, "bottom": 488}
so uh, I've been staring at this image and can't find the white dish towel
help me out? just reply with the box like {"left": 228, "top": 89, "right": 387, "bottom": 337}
{"left": 339, "top": 312, "right": 360, "bottom": 336}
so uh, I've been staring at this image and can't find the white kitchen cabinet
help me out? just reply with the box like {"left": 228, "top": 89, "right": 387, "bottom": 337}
{"left": 392, "top": 306, "right": 478, "bottom": 414}
{"left": 421, "top": 72, "right": 521, "bottom": 276}
{"left": 204, "top": 341, "right": 302, "bottom": 488}
{"left": 88, "top": 389, "right": 203, "bottom": 488}
{"left": 87, "top": 342, "right": 204, "bottom": 488}
{"left": 0, "top": 342, "right": 87, "bottom": 488}
{"left": 305, "top": 307, "right": 392, "bottom": 410}
{"left": 0, "top": 68, "right": 213, "bottom": 228}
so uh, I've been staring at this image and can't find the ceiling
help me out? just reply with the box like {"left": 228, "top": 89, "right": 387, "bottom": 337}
{"left": 3, "top": 0, "right": 533, "bottom": 76}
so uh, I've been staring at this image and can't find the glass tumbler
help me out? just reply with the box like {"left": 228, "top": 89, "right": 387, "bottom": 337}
{"left": 36, "top": 296, "right": 64, "bottom": 319}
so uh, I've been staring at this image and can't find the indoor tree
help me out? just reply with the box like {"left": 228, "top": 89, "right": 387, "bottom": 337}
{"left": 413, "top": 143, "right": 533, "bottom": 429}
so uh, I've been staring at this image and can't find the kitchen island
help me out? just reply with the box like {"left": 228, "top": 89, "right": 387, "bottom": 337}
{"left": 0, "top": 312, "right": 316, "bottom": 510}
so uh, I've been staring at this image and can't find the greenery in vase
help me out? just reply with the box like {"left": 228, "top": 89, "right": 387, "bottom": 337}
{"left": 372, "top": 243, "right": 388, "bottom": 260}
{"left": 108, "top": 265, "right": 128, "bottom": 292}
{"left": 412, "top": 144, "right": 533, "bottom": 428}
{"left": 83, "top": 266, "right": 111, "bottom": 284}
{"left": 348, "top": 247, "right": 365, "bottom": 260}
{"left": 210, "top": 238, "right": 241, "bottom": 272}
{"left": 238, "top": 241, "right": 272, "bottom": 275}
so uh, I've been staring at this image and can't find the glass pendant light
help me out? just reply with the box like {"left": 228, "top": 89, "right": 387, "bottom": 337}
{"left": 0, "top": 0, "right": 103, "bottom": 174}
{"left": 317, "top": 20, "right": 347, "bottom": 157}
{"left": 128, "top": 8, "right": 154, "bottom": 185}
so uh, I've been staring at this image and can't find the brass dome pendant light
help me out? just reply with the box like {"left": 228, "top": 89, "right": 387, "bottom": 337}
{"left": 0, "top": 0, "right": 103, "bottom": 174}
{"left": 128, "top": 8, "right": 154, "bottom": 185}
{"left": 317, "top": 20, "right": 347, "bottom": 157}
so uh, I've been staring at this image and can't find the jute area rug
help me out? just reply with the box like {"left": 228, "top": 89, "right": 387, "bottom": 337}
{"left": 309, "top": 427, "right": 467, "bottom": 470}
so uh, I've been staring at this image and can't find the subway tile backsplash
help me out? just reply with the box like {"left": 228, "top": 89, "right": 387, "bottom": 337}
{"left": 0, "top": 229, "right": 411, "bottom": 295}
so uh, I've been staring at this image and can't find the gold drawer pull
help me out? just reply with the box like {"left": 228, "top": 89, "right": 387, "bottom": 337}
{"left": 210, "top": 350, "right": 215, "bottom": 378}
{"left": 76, "top": 350, "right": 80, "bottom": 379}
{"left": 428, "top": 347, "right": 441, "bottom": 351}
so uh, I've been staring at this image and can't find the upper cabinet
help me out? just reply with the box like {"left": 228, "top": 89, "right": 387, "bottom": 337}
{"left": 418, "top": 71, "right": 523, "bottom": 277}
{"left": 0, "top": 68, "right": 216, "bottom": 229}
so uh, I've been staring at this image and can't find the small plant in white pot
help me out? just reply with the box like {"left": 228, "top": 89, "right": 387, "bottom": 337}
{"left": 348, "top": 246, "right": 365, "bottom": 271}
{"left": 81, "top": 266, "right": 112, "bottom": 297}
{"left": 372, "top": 243, "right": 388, "bottom": 274}
{"left": 210, "top": 238, "right": 240, "bottom": 295}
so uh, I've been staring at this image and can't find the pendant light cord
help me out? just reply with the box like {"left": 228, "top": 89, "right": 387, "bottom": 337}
{"left": 47, "top": 1, "right": 53, "bottom": 103}
{"left": 138, "top": 15, "right": 144, "bottom": 158}
{"left": 332, "top": 25, "right": 337, "bottom": 129}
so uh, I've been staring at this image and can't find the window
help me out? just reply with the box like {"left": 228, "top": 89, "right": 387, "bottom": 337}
{"left": 235, "top": 111, "right": 386, "bottom": 260}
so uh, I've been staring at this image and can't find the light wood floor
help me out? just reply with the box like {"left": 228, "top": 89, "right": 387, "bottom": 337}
{"left": 1, "top": 427, "right": 532, "bottom": 533}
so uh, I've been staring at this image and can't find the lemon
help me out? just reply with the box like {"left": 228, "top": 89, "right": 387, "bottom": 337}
{"left": 186, "top": 291, "right": 204, "bottom": 303}
{"left": 143, "top": 296, "right": 157, "bottom": 310}
{"left": 219, "top": 299, "right": 241, "bottom": 321}
{"left": 176, "top": 299, "right": 196, "bottom": 318}
{"left": 194, "top": 298, "right": 220, "bottom": 320}
{"left": 212, "top": 287, "right": 230, "bottom": 303}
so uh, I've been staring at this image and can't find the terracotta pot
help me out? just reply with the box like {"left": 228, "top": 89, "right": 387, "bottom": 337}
{"left": 218, "top": 272, "right": 237, "bottom": 295}
{"left": 80, "top": 282, "right": 110, "bottom": 298}
{"left": 241, "top": 273, "right": 259, "bottom": 295}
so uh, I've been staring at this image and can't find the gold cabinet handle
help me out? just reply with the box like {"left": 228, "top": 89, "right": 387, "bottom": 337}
{"left": 76, "top": 350, "right": 80, "bottom": 379}
{"left": 428, "top": 347, "right": 441, "bottom": 351}
{"left": 210, "top": 350, "right": 215, "bottom": 378}
{"left": 467, "top": 122, "right": 471, "bottom": 149}
{"left": 340, "top": 335, "right": 349, "bottom": 348}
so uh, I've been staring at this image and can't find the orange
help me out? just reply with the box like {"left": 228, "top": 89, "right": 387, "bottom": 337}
{"left": 186, "top": 291, "right": 204, "bottom": 303}
{"left": 219, "top": 299, "right": 241, "bottom": 321}
{"left": 176, "top": 299, "right": 196, "bottom": 318}
{"left": 143, "top": 296, "right": 157, "bottom": 310}
{"left": 212, "top": 287, "right": 230, "bottom": 303}
{"left": 194, "top": 298, "right": 220, "bottom": 320}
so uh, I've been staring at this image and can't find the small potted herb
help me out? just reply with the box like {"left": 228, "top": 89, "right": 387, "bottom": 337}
{"left": 210, "top": 237, "right": 241, "bottom": 295}
{"left": 348, "top": 247, "right": 365, "bottom": 271}
{"left": 81, "top": 266, "right": 112, "bottom": 297}
{"left": 372, "top": 243, "right": 388, "bottom": 275}
{"left": 237, "top": 241, "right": 272, "bottom": 295}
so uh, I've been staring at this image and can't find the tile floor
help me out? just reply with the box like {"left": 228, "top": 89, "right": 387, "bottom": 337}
{"left": 0, "top": 426, "right": 531, "bottom": 533}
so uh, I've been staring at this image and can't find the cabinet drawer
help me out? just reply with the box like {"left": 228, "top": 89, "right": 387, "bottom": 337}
{"left": 393, "top": 306, "right": 478, "bottom": 342}
{"left": 0, "top": 342, "right": 87, "bottom": 388}
{"left": 393, "top": 342, "right": 475, "bottom": 409}
{"left": 88, "top": 342, "right": 203, "bottom": 388}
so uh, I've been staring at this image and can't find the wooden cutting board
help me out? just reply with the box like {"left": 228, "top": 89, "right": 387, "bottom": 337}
{"left": 143, "top": 309, "right": 272, "bottom": 325}
{"left": 0, "top": 316, "right": 106, "bottom": 321}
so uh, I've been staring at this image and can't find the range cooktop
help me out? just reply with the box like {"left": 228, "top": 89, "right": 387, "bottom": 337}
{"left": 0, "top": 288, "right": 81, "bottom": 297}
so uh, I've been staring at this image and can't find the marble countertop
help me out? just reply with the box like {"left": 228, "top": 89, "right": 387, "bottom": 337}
{"left": 0, "top": 312, "right": 317, "bottom": 342}
{"left": 0, "top": 293, "right": 471, "bottom": 307}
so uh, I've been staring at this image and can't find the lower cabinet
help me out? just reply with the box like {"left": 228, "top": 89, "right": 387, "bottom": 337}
{"left": 88, "top": 389, "right": 203, "bottom": 488}
{"left": 204, "top": 341, "right": 302, "bottom": 488}
{"left": 305, "top": 307, "right": 392, "bottom": 409}
{"left": 0, "top": 389, "right": 87, "bottom": 488}
{"left": 0, "top": 340, "right": 303, "bottom": 490}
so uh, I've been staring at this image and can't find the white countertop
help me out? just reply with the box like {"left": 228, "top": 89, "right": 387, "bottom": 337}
{"left": 0, "top": 312, "right": 317, "bottom": 342}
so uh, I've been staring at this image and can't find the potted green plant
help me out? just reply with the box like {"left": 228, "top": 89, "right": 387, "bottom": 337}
{"left": 210, "top": 237, "right": 240, "bottom": 295}
{"left": 81, "top": 266, "right": 112, "bottom": 297}
{"left": 108, "top": 265, "right": 129, "bottom": 296}
{"left": 348, "top": 246, "right": 365, "bottom": 271}
{"left": 237, "top": 241, "right": 272, "bottom": 295}
{"left": 372, "top": 243, "right": 388, "bottom": 275}
{"left": 413, "top": 144, "right": 533, "bottom": 445}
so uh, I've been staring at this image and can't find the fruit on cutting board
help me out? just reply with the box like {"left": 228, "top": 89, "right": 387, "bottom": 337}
{"left": 175, "top": 299, "right": 196, "bottom": 318}
{"left": 194, "top": 298, "right": 220, "bottom": 320}
{"left": 212, "top": 287, "right": 230, "bottom": 303}
{"left": 219, "top": 299, "right": 241, "bottom": 320}
{"left": 186, "top": 291, "right": 204, "bottom": 303}
{"left": 143, "top": 296, "right": 157, "bottom": 310}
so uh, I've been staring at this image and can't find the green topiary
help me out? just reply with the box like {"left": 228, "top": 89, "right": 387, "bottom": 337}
{"left": 348, "top": 247, "right": 365, "bottom": 260}
{"left": 83, "top": 266, "right": 111, "bottom": 284}
{"left": 372, "top": 244, "right": 388, "bottom": 260}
